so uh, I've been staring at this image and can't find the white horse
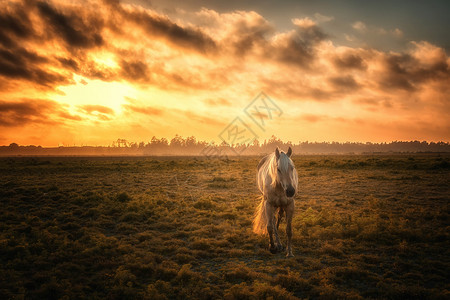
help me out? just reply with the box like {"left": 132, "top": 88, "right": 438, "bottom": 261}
{"left": 253, "top": 147, "right": 298, "bottom": 257}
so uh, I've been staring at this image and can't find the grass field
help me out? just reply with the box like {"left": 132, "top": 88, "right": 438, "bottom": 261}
{"left": 0, "top": 154, "right": 449, "bottom": 299}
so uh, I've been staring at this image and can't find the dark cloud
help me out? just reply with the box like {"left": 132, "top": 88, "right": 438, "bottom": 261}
{"left": 328, "top": 75, "right": 360, "bottom": 90}
{"left": 36, "top": 1, "right": 104, "bottom": 49}
{"left": 378, "top": 54, "right": 415, "bottom": 91}
{"left": 79, "top": 61, "right": 117, "bottom": 82}
{"left": 295, "top": 22, "right": 328, "bottom": 43}
{"left": 377, "top": 50, "right": 449, "bottom": 92}
{"left": 145, "top": 18, "right": 217, "bottom": 53}
{"left": 308, "top": 88, "right": 333, "bottom": 101}
{"left": 57, "top": 57, "right": 79, "bottom": 71}
{"left": 273, "top": 36, "right": 312, "bottom": 68}
{"left": 0, "top": 99, "right": 62, "bottom": 127}
{"left": 229, "top": 16, "right": 273, "bottom": 56}
{"left": 333, "top": 53, "right": 366, "bottom": 70}
{"left": 120, "top": 60, "right": 150, "bottom": 82}
{"left": 413, "top": 62, "right": 449, "bottom": 81}
{"left": 0, "top": 4, "right": 34, "bottom": 48}
{"left": 272, "top": 23, "right": 327, "bottom": 69}
{"left": 0, "top": 2, "right": 74, "bottom": 88}
{"left": 113, "top": 4, "right": 217, "bottom": 54}
{"left": 0, "top": 10, "right": 32, "bottom": 38}
{"left": 0, "top": 47, "right": 71, "bottom": 87}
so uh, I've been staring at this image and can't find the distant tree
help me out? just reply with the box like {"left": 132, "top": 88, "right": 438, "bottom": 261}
{"left": 185, "top": 136, "right": 196, "bottom": 148}
{"left": 170, "top": 134, "right": 185, "bottom": 148}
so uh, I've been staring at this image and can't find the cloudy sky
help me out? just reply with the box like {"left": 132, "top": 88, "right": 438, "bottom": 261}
{"left": 0, "top": 0, "right": 449, "bottom": 146}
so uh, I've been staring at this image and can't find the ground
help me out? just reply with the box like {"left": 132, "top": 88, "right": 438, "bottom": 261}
{"left": 0, "top": 154, "right": 449, "bottom": 299}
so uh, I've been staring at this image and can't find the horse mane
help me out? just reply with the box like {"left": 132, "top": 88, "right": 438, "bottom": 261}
{"left": 257, "top": 152, "right": 283, "bottom": 189}
{"left": 258, "top": 152, "right": 289, "bottom": 186}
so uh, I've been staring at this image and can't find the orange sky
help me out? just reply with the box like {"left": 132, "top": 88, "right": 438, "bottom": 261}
{"left": 0, "top": 0, "right": 449, "bottom": 146}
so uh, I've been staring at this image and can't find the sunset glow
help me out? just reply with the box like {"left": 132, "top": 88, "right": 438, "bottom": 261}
{"left": 0, "top": 0, "right": 449, "bottom": 146}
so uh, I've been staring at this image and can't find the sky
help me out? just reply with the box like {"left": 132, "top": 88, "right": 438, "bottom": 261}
{"left": 0, "top": 0, "right": 449, "bottom": 146}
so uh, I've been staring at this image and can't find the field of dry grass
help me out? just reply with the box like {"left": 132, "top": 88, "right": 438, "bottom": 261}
{"left": 0, "top": 154, "right": 449, "bottom": 299}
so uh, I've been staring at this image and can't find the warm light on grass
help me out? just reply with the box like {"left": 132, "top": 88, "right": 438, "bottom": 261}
{"left": 0, "top": 155, "right": 448, "bottom": 298}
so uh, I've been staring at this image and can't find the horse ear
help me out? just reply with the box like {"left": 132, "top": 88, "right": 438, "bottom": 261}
{"left": 287, "top": 147, "right": 292, "bottom": 157}
{"left": 275, "top": 147, "right": 280, "bottom": 159}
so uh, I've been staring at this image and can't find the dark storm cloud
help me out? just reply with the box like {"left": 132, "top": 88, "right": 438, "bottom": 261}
{"left": 0, "top": 2, "right": 76, "bottom": 88}
{"left": 0, "top": 47, "right": 71, "bottom": 87}
{"left": 0, "top": 10, "right": 32, "bottom": 38}
{"left": 36, "top": 1, "right": 104, "bottom": 49}
{"left": 0, "top": 99, "right": 63, "bottom": 127}
{"left": 0, "top": 4, "right": 34, "bottom": 48}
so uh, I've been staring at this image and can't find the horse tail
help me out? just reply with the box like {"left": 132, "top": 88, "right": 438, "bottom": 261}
{"left": 252, "top": 196, "right": 268, "bottom": 235}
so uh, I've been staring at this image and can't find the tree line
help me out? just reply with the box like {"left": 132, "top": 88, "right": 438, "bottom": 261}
{"left": 1, "top": 135, "right": 449, "bottom": 156}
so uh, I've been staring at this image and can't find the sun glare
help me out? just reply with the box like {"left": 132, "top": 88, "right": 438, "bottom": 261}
{"left": 55, "top": 75, "right": 137, "bottom": 115}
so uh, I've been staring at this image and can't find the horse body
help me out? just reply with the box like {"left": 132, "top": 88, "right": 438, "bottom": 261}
{"left": 253, "top": 147, "right": 298, "bottom": 257}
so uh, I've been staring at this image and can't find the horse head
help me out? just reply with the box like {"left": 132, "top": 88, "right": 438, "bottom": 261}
{"left": 275, "top": 147, "right": 297, "bottom": 198}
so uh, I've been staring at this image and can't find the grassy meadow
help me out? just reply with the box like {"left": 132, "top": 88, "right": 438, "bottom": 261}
{"left": 0, "top": 154, "right": 449, "bottom": 299}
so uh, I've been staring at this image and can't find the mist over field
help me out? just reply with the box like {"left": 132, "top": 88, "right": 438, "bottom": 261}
{"left": 1, "top": 138, "right": 450, "bottom": 156}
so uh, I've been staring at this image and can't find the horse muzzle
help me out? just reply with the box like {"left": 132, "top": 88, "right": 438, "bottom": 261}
{"left": 286, "top": 186, "right": 295, "bottom": 197}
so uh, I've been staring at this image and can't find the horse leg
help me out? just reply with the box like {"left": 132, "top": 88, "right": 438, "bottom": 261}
{"left": 274, "top": 208, "right": 285, "bottom": 252}
{"left": 285, "top": 201, "right": 295, "bottom": 257}
{"left": 276, "top": 207, "right": 284, "bottom": 230}
{"left": 265, "top": 203, "right": 277, "bottom": 254}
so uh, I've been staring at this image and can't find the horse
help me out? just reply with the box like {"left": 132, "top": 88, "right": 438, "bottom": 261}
{"left": 253, "top": 147, "right": 298, "bottom": 257}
